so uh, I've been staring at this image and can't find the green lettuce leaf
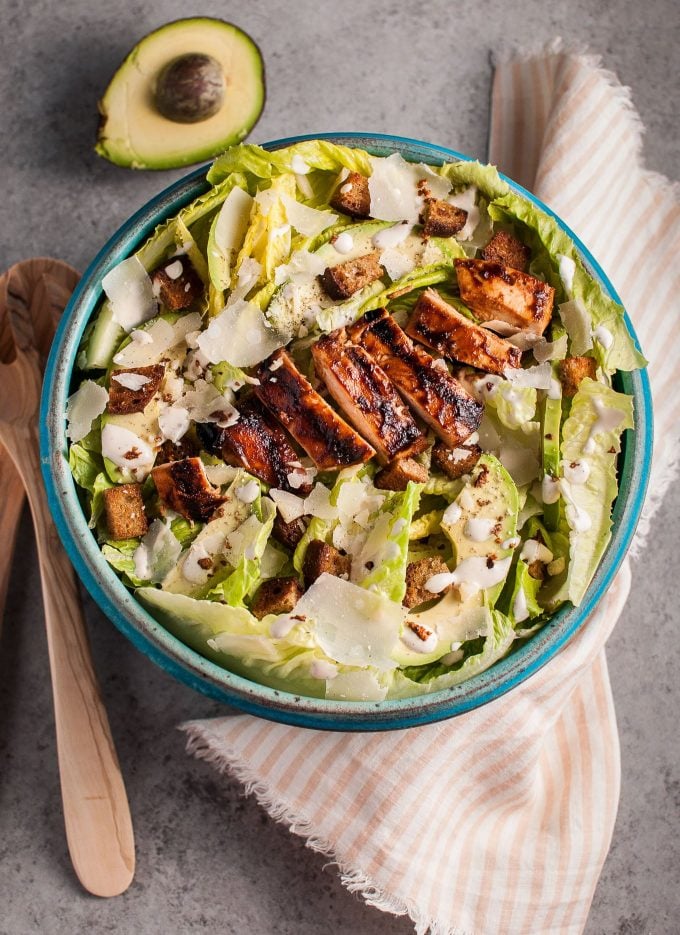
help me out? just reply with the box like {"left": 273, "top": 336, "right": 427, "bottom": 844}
{"left": 208, "top": 140, "right": 373, "bottom": 187}
{"left": 358, "top": 482, "right": 422, "bottom": 602}
{"left": 207, "top": 500, "right": 276, "bottom": 607}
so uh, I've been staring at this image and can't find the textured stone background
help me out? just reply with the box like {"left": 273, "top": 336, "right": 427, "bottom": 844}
{"left": 1, "top": 1, "right": 678, "bottom": 932}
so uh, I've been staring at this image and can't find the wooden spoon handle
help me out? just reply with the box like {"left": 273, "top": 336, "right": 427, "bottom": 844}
{"left": 0, "top": 449, "right": 25, "bottom": 623}
{"left": 4, "top": 424, "right": 135, "bottom": 897}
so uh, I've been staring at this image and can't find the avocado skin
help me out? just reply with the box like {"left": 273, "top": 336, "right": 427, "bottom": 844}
{"left": 95, "top": 18, "right": 266, "bottom": 170}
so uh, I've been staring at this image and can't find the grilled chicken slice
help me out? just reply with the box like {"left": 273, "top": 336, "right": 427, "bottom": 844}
{"left": 406, "top": 289, "right": 521, "bottom": 375}
{"left": 455, "top": 258, "right": 554, "bottom": 335}
{"left": 311, "top": 330, "right": 428, "bottom": 464}
{"left": 348, "top": 309, "right": 483, "bottom": 447}
{"left": 196, "top": 397, "right": 313, "bottom": 495}
{"left": 254, "top": 350, "right": 375, "bottom": 470}
{"left": 152, "top": 457, "right": 226, "bottom": 522}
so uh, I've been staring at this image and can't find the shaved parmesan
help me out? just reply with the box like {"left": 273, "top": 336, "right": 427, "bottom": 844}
{"left": 235, "top": 480, "right": 260, "bottom": 503}
{"left": 101, "top": 423, "right": 155, "bottom": 480}
{"left": 368, "top": 153, "right": 451, "bottom": 223}
{"left": 102, "top": 256, "right": 157, "bottom": 332}
{"left": 179, "top": 379, "right": 238, "bottom": 426}
{"left": 532, "top": 333, "right": 569, "bottom": 363}
{"left": 164, "top": 260, "right": 183, "bottom": 280}
{"left": 112, "top": 372, "right": 151, "bottom": 390}
{"left": 503, "top": 361, "right": 552, "bottom": 390}
{"left": 447, "top": 186, "right": 479, "bottom": 240}
{"left": 113, "top": 312, "right": 202, "bottom": 368}
{"left": 182, "top": 531, "right": 226, "bottom": 585}
{"left": 202, "top": 463, "right": 241, "bottom": 487}
{"left": 214, "top": 186, "right": 254, "bottom": 255}
{"left": 133, "top": 520, "right": 182, "bottom": 583}
{"left": 380, "top": 247, "right": 417, "bottom": 281}
{"left": 66, "top": 380, "right": 108, "bottom": 442}
{"left": 196, "top": 299, "right": 284, "bottom": 367}
{"left": 274, "top": 249, "right": 328, "bottom": 286}
{"left": 304, "top": 483, "right": 336, "bottom": 520}
{"left": 296, "top": 573, "right": 404, "bottom": 670}
{"left": 282, "top": 194, "right": 337, "bottom": 237}
{"left": 482, "top": 319, "right": 519, "bottom": 337}
{"left": 269, "top": 488, "right": 307, "bottom": 523}
{"left": 227, "top": 257, "right": 263, "bottom": 306}
{"left": 559, "top": 299, "right": 593, "bottom": 355}
{"left": 290, "top": 154, "right": 311, "bottom": 175}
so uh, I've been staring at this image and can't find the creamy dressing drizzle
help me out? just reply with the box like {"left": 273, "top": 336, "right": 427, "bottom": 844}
{"left": 400, "top": 623, "right": 438, "bottom": 654}
{"left": 333, "top": 232, "right": 354, "bottom": 254}
{"left": 583, "top": 398, "right": 626, "bottom": 454}
{"left": 593, "top": 325, "right": 614, "bottom": 349}
{"left": 562, "top": 459, "right": 590, "bottom": 485}
{"left": 541, "top": 474, "right": 561, "bottom": 505}
{"left": 464, "top": 517, "right": 496, "bottom": 542}
{"left": 559, "top": 480, "right": 593, "bottom": 532}
{"left": 372, "top": 222, "right": 412, "bottom": 250}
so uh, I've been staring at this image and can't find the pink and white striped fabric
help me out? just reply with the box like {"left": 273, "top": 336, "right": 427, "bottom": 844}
{"left": 183, "top": 43, "right": 679, "bottom": 934}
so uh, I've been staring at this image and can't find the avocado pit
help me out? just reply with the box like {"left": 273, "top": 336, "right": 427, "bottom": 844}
{"left": 154, "top": 52, "right": 226, "bottom": 123}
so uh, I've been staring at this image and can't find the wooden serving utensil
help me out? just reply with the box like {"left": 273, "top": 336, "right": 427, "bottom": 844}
{"left": 0, "top": 260, "right": 135, "bottom": 897}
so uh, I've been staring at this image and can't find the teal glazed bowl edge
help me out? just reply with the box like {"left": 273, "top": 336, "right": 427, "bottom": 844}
{"left": 39, "top": 133, "right": 653, "bottom": 731}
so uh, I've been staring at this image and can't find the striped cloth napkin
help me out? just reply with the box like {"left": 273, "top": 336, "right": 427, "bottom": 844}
{"left": 182, "top": 42, "right": 679, "bottom": 934}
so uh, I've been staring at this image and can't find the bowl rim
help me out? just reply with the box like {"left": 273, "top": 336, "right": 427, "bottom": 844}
{"left": 39, "top": 131, "right": 653, "bottom": 731}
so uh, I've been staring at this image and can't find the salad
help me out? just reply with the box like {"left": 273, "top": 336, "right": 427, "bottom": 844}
{"left": 65, "top": 140, "right": 643, "bottom": 702}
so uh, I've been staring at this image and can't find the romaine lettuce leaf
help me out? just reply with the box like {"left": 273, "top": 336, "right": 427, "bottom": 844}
{"left": 358, "top": 482, "right": 422, "bottom": 602}
{"left": 208, "top": 140, "right": 373, "bottom": 186}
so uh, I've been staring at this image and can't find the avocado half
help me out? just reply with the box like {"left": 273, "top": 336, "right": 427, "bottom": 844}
{"left": 96, "top": 18, "right": 265, "bottom": 170}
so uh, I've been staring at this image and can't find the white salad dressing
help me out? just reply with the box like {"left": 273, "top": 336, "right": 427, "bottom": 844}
{"left": 270, "top": 614, "right": 298, "bottom": 638}
{"left": 464, "top": 517, "right": 496, "bottom": 542}
{"left": 592, "top": 324, "right": 614, "bottom": 349}
{"left": 333, "top": 231, "right": 354, "bottom": 254}
{"left": 548, "top": 378, "right": 562, "bottom": 400}
{"left": 541, "top": 474, "right": 561, "bottom": 504}
{"left": 560, "top": 480, "right": 593, "bottom": 533}
{"left": 501, "top": 535, "right": 521, "bottom": 550}
{"left": 400, "top": 622, "right": 439, "bottom": 654}
{"left": 425, "top": 556, "right": 512, "bottom": 596}
{"left": 163, "top": 259, "right": 183, "bottom": 280}
{"left": 557, "top": 253, "right": 576, "bottom": 295}
{"left": 583, "top": 397, "right": 626, "bottom": 454}
{"left": 562, "top": 459, "right": 591, "bottom": 485}
{"left": 442, "top": 501, "right": 462, "bottom": 526}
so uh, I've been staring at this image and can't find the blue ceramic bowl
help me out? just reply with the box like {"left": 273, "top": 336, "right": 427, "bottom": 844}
{"left": 40, "top": 133, "right": 652, "bottom": 731}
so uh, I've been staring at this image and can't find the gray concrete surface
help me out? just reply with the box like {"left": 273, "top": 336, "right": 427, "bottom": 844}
{"left": 1, "top": 1, "right": 678, "bottom": 932}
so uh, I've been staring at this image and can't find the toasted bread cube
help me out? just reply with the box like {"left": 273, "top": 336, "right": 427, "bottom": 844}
{"left": 481, "top": 231, "right": 531, "bottom": 273}
{"left": 558, "top": 356, "right": 597, "bottom": 398}
{"left": 404, "top": 556, "right": 451, "bottom": 608}
{"left": 151, "top": 256, "right": 204, "bottom": 310}
{"left": 251, "top": 576, "right": 304, "bottom": 620}
{"left": 431, "top": 441, "right": 482, "bottom": 480}
{"left": 303, "top": 540, "right": 351, "bottom": 588}
{"left": 273, "top": 513, "right": 309, "bottom": 551}
{"left": 103, "top": 483, "right": 148, "bottom": 540}
{"left": 330, "top": 172, "right": 371, "bottom": 218}
{"left": 420, "top": 199, "right": 467, "bottom": 237}
{"left": 527, "top": 560, "right": 547, "bottom": 581}
{"left": 455, "top": 258, "right": 554, "bottom": 335}
{"left": 374, "top": 457, "right": 428, "bottom": 491}
{"left": 107, "top": 364, "right": 165, "bottom": 416}
{"left": 151, "top": 457, "right": 226, "bottom": 522}
{"left": 321, "top": 251, "right": 384, "bottom": 300}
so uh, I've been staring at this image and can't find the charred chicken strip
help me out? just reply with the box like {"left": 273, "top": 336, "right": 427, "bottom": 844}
{"left": 454, "top": 258, "right": 554, "bottom": 335}
{"left": 254, "top": 350, "right": 375, "bottom": 470}
{"left": 152, "top": 457, "right": 226, "bottom": 522}
{"left": 406, "top": 289, "right": 521, "bottom": 375}
{"left": 311, "top": 330, "right": 428, "bottom": 464}
{"left": 196, "top": 397, "right": 313, "bottom": 495}
{"left": 348, "top": 309, "right": 483, "bottom": 447}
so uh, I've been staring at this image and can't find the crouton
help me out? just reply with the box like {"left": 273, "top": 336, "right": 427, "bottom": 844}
{"left": 558, "top": 356, "right": 597, "bottom": 398}
{"left": 155, "top": 437, "right": 197, "bottom": 465}
{"left": 527, "top": 560, "right": 547, "bottom": 581}
{"left": 431, "top": 441, "right": 482, "bottom": 480}
{"left": 273, "top": 513, "right": 309, "bottom": 551}
{"left": 321, "top": 251, "right": 384, "bottom": 300}
{"left": 151, "top": 256, "right": 204, "bottom": 310}
{"left": 420, "top": 199, "right": 468, "bottom": 237}
{"left": 151, "top": 457, "right": 226, "bottom": 522}
{"left": 330, "top": 172, "right": 371, "bottom": 218}
{"left": 455, "top": 258, "right": 554, "bottom": 335}
{"left": 481, "top": 231, "right": 531, "bottom": 273}
{"left": 103, "top": 483, "right": 148, "bottom": 540}
{"left": 374, "top": 457, "right": 428, "bottom": 491}
{"left": 250, "top": 576, "right": 304, "bottom": 620}
{"left": 303, "top": 540, "right": 351, "bottom": 588}
{"left": 107, "top": 364, "right": 165, "bottom": 415}
{"left": 404, "top": 556, "right": 451, "bottom": 609}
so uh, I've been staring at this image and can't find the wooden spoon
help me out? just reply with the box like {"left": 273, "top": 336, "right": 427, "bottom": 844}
{"left": 0, "top": 260, "right": 79, "bottom": 623}
{"left": 0, "top": 260, "right": 135, "bottom": 897}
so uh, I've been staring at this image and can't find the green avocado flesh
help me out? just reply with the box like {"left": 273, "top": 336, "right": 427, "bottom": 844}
{"left": 96, "top": 18, "right": 265, "bottom": 170}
